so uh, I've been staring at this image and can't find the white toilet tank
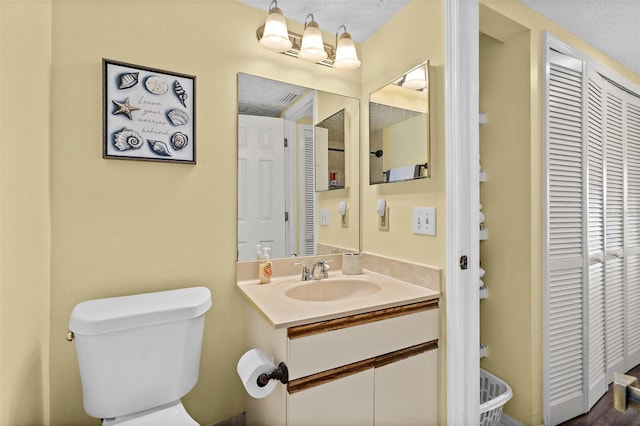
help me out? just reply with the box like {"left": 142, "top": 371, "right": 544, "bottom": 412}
{"left": 69, "top": 287, "right": 212, "bottom": 420}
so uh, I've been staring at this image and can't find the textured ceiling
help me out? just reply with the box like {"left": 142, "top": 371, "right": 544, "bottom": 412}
{"left": 521, "top": 0, "right": 640, "bottom": 75}
{"left": 238, "top": 0, "right": 639, "bottom": 76}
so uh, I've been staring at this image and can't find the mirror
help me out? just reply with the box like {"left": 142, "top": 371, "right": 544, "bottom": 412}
{"left": 369, "top": 61, "right": 430, "bottom": 184}
{"left": 315, "top": 109, "right": 346, "bottom": 191}
{"left": 237, "top": 73, "right": 359, "bottom": 261}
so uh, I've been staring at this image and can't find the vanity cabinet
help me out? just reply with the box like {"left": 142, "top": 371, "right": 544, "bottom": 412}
{"left": 244, "top": 299, "right": 439, "bottom": 425}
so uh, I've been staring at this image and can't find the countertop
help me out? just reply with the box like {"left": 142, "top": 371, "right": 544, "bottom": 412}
{"left": 237, "top": 270, "right": 440, "bottom": 329}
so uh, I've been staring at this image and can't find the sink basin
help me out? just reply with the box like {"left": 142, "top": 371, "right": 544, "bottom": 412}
{"left": 284, "top": 278, "right": 381, "bottom": 302}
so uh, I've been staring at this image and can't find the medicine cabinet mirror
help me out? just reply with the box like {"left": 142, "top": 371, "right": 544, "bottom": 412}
{"left": 369, "top": 60, "right": 430, "bottom": 184}
{"left": 237, "top": 73, "right": 359, "bottom": 261}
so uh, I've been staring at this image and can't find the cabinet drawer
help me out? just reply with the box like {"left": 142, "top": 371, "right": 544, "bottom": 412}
{"left": 287, "top": 301, "right": 439, "bottom": 380}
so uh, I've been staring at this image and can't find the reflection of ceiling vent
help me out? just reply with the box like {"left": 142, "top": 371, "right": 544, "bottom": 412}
{"left": 280, "top": 93, "right": 299, "bottom": 104}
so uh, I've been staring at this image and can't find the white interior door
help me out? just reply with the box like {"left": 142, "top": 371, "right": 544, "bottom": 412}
{"left": 298, "top": 124, "right": 316, "bottom": 257}
{"left": 586, "top": 68, "right": 607, "bottom": 409}
{"left": 544, "top": 49, "right": 587, "bottom": 425}
{"left": 625, "top": 93, "right": 640, "bottom": 369}
{"left": 238, "top": 114, "right": 286, "bottom": 260}
{"left": 603, "top": 82, "right": 626, "bottom": 381}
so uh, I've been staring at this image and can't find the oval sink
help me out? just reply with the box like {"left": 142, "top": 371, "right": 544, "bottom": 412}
{"left": 284, "top": 279, "right": 381, "bottom": 302}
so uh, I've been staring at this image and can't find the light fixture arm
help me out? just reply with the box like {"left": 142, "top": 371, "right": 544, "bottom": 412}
{"left": 304, "top": 13, "right": 315, "bottom": 29}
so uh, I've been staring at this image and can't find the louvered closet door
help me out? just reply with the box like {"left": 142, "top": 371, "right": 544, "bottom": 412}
{"left": 625, "top": 93, "right": 640, "bottom": 369}
{"left": 603, "top": 83, "right": 626, "bottom": 381}
{"left": 546, "top": 50, "right": 586, "bottom": 425}
{"left": 585, "top": 69, "right": 607, "bottom": 409}
{"left": 299, "top": 125, "right": 316, "bottom": 256}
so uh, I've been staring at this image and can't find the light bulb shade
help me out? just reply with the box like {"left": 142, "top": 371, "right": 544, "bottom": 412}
{"left": 402, "top": 66, "right": 428, "bottom": 90}
{"left": 259, "top": 7, "right": 292, "bottom": 52}
{"left": 299, "top": 20, "right": 328, "bottom": 62}
{"left": 333, "top": 32, "right": 361, "bottom": 70}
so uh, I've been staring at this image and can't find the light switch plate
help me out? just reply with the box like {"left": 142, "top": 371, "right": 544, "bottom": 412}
{"left": 320, "top": 208, "right": 330, "bottom": 226}
{"left": 413, "top": 207, "right": 436, "bottom": 235}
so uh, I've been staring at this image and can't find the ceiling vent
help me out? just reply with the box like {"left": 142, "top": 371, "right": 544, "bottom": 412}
{"left": 280, "top": 93, "right": 299, "bottom": 104}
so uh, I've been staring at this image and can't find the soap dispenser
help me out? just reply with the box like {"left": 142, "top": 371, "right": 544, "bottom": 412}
{"left": 258, "top": 247, "right": 272, "bottom": 284}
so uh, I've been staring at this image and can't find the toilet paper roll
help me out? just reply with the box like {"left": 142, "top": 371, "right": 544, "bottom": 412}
{"left": 237, "top": 349, "right": 277, "bottom": 399}
{"left": 342, "top": 252, "right": 363, "bottom": 275}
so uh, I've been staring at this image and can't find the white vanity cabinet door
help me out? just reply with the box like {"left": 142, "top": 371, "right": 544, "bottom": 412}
{"left": 374, "top": 349, "right": 439, "bottom": 425}
{"left": 287, "top": 369, "right": 374, "bottom": 425}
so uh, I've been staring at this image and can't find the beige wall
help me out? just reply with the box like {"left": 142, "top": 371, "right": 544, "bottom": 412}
{"left": 479, "top": 27, "right": 534, "bottom": 424}
{"left": 1, "top": 0, "right": 52, "bottom": 424}
{"left": 361, "top": 0, "right": 446, "bottom": 268}
{"left": 45, "top": 1, "right": 359, "bottom": 425}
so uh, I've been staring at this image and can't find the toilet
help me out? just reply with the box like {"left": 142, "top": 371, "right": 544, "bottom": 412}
{"left": 68, "top": 286, "right": 212, "bottom": 425}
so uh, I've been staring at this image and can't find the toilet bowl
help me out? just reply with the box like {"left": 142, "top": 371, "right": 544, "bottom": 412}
{"left": 69, "top": 287, "right": 212, "bottom": 425}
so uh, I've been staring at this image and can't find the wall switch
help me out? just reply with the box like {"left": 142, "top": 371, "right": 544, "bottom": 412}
{"left": 413, "top": 207, "right": 436, "bottom": 235}
{"left": 320, "top": 208, "right": 330, "bottom": 226}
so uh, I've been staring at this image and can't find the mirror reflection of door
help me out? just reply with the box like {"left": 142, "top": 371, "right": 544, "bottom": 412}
{"left": 237, "top": 115, "right": 286, "bottom": 260}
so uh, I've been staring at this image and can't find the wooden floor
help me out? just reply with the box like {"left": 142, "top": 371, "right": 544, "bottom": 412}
{"left": 560, "top": 365, "right": 640, "bottom": 425}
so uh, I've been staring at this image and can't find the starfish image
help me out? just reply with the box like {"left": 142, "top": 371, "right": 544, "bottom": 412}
{"left": 111, "top": 97, "right": 140, "bottom": 120}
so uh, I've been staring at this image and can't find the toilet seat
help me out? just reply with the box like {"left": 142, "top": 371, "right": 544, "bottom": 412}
{"left": 102, "top": 401, "right": 198, "bottom": 426}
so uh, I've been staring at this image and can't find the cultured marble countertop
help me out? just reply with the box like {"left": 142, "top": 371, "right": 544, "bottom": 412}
{"left": 237, "top": 270, "right": 440, "bottom": 329}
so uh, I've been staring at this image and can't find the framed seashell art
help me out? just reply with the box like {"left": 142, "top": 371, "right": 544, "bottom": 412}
{"left": 103, "top": 59, "right": 196, "bottom": 164}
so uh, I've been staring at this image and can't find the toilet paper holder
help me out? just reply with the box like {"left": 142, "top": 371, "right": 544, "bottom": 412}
{"left": 257, "top": 362, "right": 289, "bottom": 387}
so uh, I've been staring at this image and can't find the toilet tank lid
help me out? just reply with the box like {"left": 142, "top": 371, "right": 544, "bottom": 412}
{"left": 69, "top": 287, "right": 212, "bottom": 335}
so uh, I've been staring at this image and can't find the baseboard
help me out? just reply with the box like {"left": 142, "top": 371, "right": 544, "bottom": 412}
{"left": 500, "top": 412, "right": 523, "bottom": 426}
{"left": 210, "top": 412, "right": 245, "bottom": 426}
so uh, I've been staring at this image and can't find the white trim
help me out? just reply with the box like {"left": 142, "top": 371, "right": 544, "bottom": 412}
{"left": 446, "top": 0, "right": 480, "bottom": 424}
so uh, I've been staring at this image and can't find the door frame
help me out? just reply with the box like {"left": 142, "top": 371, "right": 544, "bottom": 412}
{"left": 445, "top": 1, "right": 480, "bottom": 424}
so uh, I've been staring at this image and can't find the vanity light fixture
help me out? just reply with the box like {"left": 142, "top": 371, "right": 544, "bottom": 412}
{"left": 298, "top": 14, "right": 328, "bottom": 63}
{"left": 258, "top": 0, "right": 293, "bottom": 52}
{"left": 333, "top": 25, "right": 361, "bottom": 71}
{"left": 256, "top": 5, "right": 360, "bottom": 70}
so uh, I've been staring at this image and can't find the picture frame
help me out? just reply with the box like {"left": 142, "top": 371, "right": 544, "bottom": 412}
{"left": 103, "top": 59, "right": 196, "bottom": 164}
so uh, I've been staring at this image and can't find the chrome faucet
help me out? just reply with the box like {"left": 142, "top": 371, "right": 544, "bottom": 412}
{"left": 295, "top": 260, "right": 331, "bottom": 281}
{"left": 310, "top": 261, "right": 330, "bottom": 280}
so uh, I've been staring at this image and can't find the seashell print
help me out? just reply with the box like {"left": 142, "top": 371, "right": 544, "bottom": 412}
{"left": 174, "top": 80, "right": 188, "bottom": 107}
{"left": 113, "top": 128, "right": 144, "bottom": 151}
{"left": 144, "top": 76, "right": 168, "bottom": 95}
{"left": 147, "top": 140, "right": 172, "bottom": 157}
{"left": 167, "top": 108, "right": 189, "bottom": 126}
{"left": 118, "top": 72, "right": 139, "bottom": 89}
{"left": 170, "top": 132, "right": 189, "bottom": 151}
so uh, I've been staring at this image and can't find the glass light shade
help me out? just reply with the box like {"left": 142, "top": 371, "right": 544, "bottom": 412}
{"left": 299, "top": 21, "right": 328, "bottom": 63}
{"left": 402, "top": 66, "right": 428, "bottom": 90}
{"left": 333, "top": 32, "right": 361, "bottom": 70}
{"left": 259, "top": 7, "right": 292, "bottom": 52}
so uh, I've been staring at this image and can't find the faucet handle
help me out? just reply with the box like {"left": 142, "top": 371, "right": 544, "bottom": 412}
{"left": 294, "top": 262, "right": 312, "bottom": 281}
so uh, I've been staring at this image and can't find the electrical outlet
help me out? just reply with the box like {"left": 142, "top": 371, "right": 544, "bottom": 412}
{"left": 413, "top": 207, "right": 436, "bottom": 235}
{"left": 320, "top": 208, "right": 330, "bottom": 226}
{"left": 379, "top": 207, "right": 389, "bottom": 231}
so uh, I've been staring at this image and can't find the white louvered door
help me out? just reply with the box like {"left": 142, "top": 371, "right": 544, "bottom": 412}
{"left": 546, "top": 41, "right": 640, "bottom": 424}
{"left": 603, "top": 83, "right": 627, "bottom": 381}
{"left": 545, "top": 50, "right": 586, "bottom": 425}
{"left": 298, "top": 125, "right": 316, "bottom": 256}
{"left": 625, "top": 93, "right": 640, "bottom": 369}
{"left": 585, "top": 68, "right": 607, "bottom": 409}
